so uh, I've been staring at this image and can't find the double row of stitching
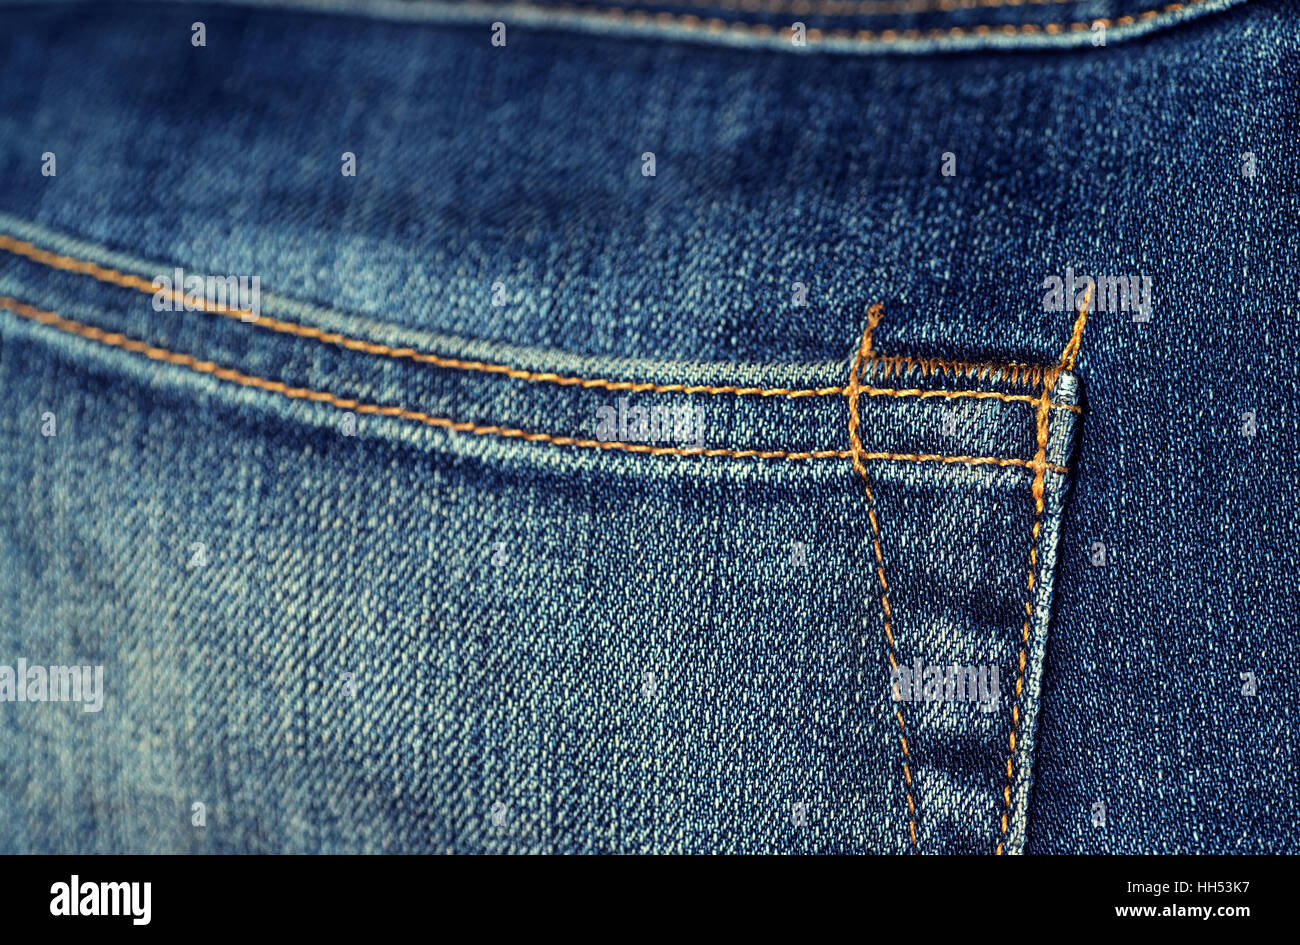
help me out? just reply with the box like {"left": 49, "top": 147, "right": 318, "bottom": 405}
{"left": 994, "top": 288, "right": 1088, "bottom": 854}
{"left": 2, "top": 236, "right": 1090, "bottom": 853}
{"left": 475, "top": 0, "right": 1208, "bottom": 46}
{"left": 0, "top": 295, "right": 1070, "bottom": 472}
{"left": 848, "top": 295, "right": 1084, "bottom": 854}
{"left": 0, "top": 235, "right": 1080, "bottom": 416}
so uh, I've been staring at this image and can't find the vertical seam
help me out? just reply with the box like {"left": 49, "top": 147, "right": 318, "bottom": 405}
{"left": 996, "top": 370, "right": 1053, "bottom": 855}
{"left": 848, "top": 320, "right": 919, "bottom": 854}
{"left": 996, "top": 289, "right": 1089, "bottom": 854}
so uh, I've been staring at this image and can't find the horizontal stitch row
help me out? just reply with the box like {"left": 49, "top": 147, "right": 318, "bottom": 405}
{"left": 0, "top": 295, "right": 1067, "bottom": 473}
{"left": 0, "top": 235, "right": 1078, "bottom": 412}
{"left": 500, "top": 0, "right": 1196, "bottom": 44}
{"left": 865, "top": 355, "right": 1050, "bottom": 388}
{"left": 859, "top": 302, "right": 1057, "bottom": 390}
{"left": 577, "top": 0, "right": 1082, "bottom": 17}
{"left": 861, "top": 385, "right": 1078, "bottom": 411}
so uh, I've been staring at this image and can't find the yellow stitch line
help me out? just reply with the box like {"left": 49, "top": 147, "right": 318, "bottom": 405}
{"left": 849, "top": 319, "right": 919, "bottom": 854}
{"left": 0, "top": 236, "right": 1080, "bottom": 412}
{"left": 0, "top": 295, "right": 840, "bottom": 461}
{"left": 1059, "top": 285, "right": 1091, "bottom": 371}
{"left": 860, "top": 307, "right": 1056, "bottom": 390}
{"left": 862, "top": 302, "right": 886, "bottom": 356}
{"left": 0, "top": 230, "right": 841, "bottom": 400}
{"left": 586, "top": 0, "right": 1086, "bottom": 17}
{"left": 503, "top": 0, "right": 1206, "bottom": 46}
{"left": 998, "top": 288, "right": 1088, "bottom": 854}
{"left": 866, "top": 353, "right": 1048, "bottom": 388}
{"left": 860, "top": 304, "right": 1080, "bottom": 406}
{"left": 867, "top": 385, "right": 1080, "bottom": 411}
{"left": 0, "top": 295, "right": 1070, "bottom": 473}
{"left": 998, "top": 387, "right": 1050, "bottom": 853}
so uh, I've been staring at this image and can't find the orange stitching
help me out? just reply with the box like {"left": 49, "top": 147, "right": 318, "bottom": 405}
{"left": 1059, "top": 293, "right": 1089, "bottom": 372}
{"left": 848, "top": 321, "right": 919, "bottom": 853}
{"left": 596, "top": 0, "right": 1083, "bottom": 16}
{"left": 0, "top": 227, "right": 838, "bottom": 397}
{"left": 860, "top": 302, "right": 1056, "bottom": 389}
{"left": 864, "top": 354, "right": 1051, "bottom": 388}
{"left": 995, "top": 287, "right": 1089, "bottom": 855}
{"left": 0, "top": 295, "right": 1068, "bottom": 472}
{"left": 863, "top": 302, "right": 886, "bottom": 354}
{"left": 995, "top": 372, "right": 1053, "bottom": 854}
{"left": 483, "top": 1, "right": 1200, "bottom": 45}
{"left": 867, "top": 386, "right": 1079, "bottom": 411}
{"left": 0, "top": 235, "right": 1080, "bottom": 412}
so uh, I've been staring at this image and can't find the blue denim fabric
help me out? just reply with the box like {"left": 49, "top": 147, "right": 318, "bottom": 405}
{"left": 0, "top": 0, "right": 1294, "bottom": 853}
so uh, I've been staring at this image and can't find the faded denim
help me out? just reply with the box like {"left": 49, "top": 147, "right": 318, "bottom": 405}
{"left": 0, "top": 0, "right": 1294, "bottom": 854}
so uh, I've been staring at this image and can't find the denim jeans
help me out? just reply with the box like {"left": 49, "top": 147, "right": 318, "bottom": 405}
{"left": 0, "top": 0, "right": 1293, "bottom": 853}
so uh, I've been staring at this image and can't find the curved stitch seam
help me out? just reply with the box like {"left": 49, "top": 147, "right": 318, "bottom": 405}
{"left": 0, "top": 294, "right": 1068, "bottom": 471}
{"left": 848, "top": 321, "right": 919, "bottom": 853}
{"left": 458, "top": 0, "right": 1205, "bottom": 45}
{"left": 0, "top": 235, "right": 1079, "bottom": 411}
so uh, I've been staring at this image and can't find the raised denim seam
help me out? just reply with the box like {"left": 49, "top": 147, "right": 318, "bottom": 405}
{"left": 0, "top": 235, "right": 1081, "bottom": 414}
{"left": 438, "top": 0, "right": 1217, "bottom": 47}
{"left": 848, "top": 318, "right": 920, "bottom": 852}
{"left": 0, "top": 293, "right": 1071, "bottom": 471}
{"left": 996, "top": 291, "right": 1088, "bottom": 854}
{"left": 850, "top": 294, "right": 1086, "bottom": 854}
